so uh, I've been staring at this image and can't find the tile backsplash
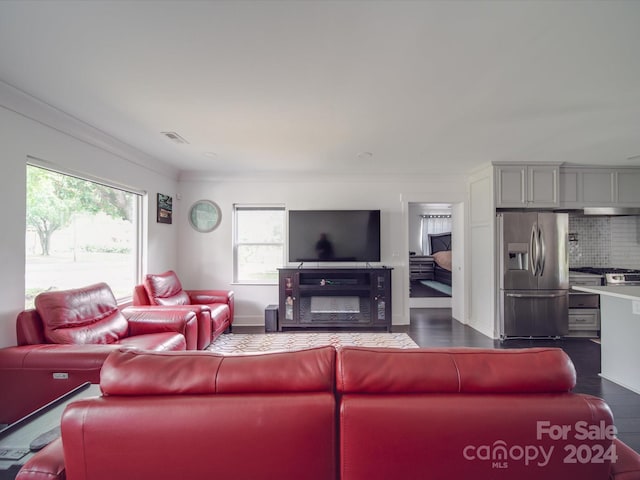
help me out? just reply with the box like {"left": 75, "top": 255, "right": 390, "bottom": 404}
{"left": 569, "top": 214, "right": 640, "bottom": 268}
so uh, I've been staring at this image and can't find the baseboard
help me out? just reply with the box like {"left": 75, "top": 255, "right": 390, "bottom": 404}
{"left": 233, "top": 314, "right": 409, "bottom": 327}
{"left": 233, "top": 315, "right": 265, "bottom": 327}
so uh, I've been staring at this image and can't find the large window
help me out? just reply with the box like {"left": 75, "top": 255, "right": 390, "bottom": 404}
{"left": 234, "top": 205, "right": 285, "bottom": 283}
{"left": 25, "top": 163, "right": 142, "bottom": 308}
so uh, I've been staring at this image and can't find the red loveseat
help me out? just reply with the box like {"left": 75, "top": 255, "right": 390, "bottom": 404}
{"left": 133, "top": 270, "right": 234, "bottom": 349}
{"left": 0, "top": 282, "right": 198, "bottom": 424}
{"left": 18, "top": 346, "right": 640, "bottom": 480}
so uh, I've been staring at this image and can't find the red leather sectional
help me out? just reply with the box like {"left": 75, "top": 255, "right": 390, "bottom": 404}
{"left": 0, "top": 282, "right": 200, "bottom": 424}
{"left": 17, "top": 346, "right": 640, "bottom": 480}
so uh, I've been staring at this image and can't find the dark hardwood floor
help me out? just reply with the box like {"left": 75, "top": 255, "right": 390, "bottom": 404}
{"left": 234, "top": 307, "right": 640, "bottom": 452}
{"left": 407, "top": 308, "right": 640, "bottom": 453}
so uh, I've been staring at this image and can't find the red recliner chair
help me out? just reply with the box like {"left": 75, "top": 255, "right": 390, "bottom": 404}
{"left": 133, "top": 270, "right": 234, "bottom": 349}
{"left": 0, "top": 282, "right": 198, "bottom": 424}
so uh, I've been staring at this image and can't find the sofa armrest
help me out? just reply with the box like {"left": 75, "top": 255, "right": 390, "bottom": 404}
{"left": 186, "top": 289, "right": 233, "bottom": 306}
{"left": 16, "top": 310, "right": 46, "bottom": 346}
{"left": 187, "top": 290, "right": 234, "bottom": 326}
{"left": 121, "top": 307, "right": 198, "bottom": 350}
{"left": 16, "top": 437, "right": 65, "bottom": 480}
{"left": 611, "top": 438, "right": 640, "bottom": 480}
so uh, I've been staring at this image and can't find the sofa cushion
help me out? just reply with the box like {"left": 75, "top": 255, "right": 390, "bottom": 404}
{"left": 337, "top": 347, "right": 576, "bottom": 394}
{"left": 100, "top": 346, "right": 336, "bottom": 396}
{"left": 35, "top": 283, "right": 128, "bottom": 345}
{"left": 143, "top": 270, "right": 190, "bottom": 306}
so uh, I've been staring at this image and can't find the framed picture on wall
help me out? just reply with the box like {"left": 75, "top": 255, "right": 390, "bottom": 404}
{"left": 157, "top": 193, "right": 173, "bottom": 224}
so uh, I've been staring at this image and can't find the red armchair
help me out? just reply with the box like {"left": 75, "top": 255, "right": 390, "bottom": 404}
{"left": 0, "top": 282, "right": 198, "bottom": 424}
{"left": 133, "top": 270, "right": 234, "bottom": 349}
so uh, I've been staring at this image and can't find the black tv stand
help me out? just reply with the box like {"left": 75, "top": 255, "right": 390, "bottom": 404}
{"left": 278, "top": 267, "right": 392, "bottom": 331}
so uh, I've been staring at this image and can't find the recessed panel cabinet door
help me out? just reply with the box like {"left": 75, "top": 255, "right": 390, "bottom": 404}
{"left": 583, "top": 171, "right": 615, "bottom": 204}
{"left": 495, "top": 165, "right": 527, "bottom": 207}
{"left": 528, "top": 165, "right": 558, "bottom": 207}
{"left": 617, "top": 171, "right": 640, "bottom": 205}
{"left": 495, "top": 164, "right": 559, "bottom": 208}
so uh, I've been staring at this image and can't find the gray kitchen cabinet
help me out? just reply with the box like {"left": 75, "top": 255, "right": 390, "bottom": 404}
{"left": 494, "top": 163, "right": 559, "bottom": 208}
{"left": 568, "top": 308, "right": 600, "bottom": 334}
{"left": 617, "top": 170, "right": 640, "bottom": 205}
{"left": 560, "top": 167, "right": 639, "bottom": 208}
{"left": 559, "top": 168, "right": 615, "bottom": 207}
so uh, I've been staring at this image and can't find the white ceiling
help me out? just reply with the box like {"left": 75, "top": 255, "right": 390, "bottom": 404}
{"left": 1, "top": 0, "right": 639, "bottom": 178}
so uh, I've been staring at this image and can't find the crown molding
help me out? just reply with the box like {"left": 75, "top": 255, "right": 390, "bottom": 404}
{"left": 178, "top": 169, "right": 465, "bottom": 184}
{"left": 0, "top": 79, "right": 179, "bottom": 179}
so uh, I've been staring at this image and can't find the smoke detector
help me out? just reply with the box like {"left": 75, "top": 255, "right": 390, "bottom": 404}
{"left": 161, "top": 131, "right": 189, "bottom": 144}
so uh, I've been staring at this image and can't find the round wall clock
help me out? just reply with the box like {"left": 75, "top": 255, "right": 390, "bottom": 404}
{"left": 188, "top": 200, "right": 222, "bottom": 233}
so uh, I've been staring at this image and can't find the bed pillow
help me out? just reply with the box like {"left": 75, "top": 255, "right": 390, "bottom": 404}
{"left": 432, "top": 251, "right": 452, "bottom": 271}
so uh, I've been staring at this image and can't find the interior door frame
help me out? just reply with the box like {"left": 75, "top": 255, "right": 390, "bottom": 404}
{"left": 401, "top": 194, "right": 467, "bottom": 326}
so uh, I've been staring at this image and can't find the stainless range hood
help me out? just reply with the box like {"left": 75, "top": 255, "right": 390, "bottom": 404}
{"left": 583, "top": 207, "right": 640, "bottom": 216}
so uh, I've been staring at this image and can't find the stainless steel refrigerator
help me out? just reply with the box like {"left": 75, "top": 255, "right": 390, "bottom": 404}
{"left": 497, "top": 212, "right": 569, "bottom": 339}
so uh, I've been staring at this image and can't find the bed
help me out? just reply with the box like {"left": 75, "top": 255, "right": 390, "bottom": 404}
{"left": 429, "top": 232, "right": 452, "bottom": 286}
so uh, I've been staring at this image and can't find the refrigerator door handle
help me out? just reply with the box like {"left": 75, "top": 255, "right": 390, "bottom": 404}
{"left": 505, "top": 292, "right": 566, "bottom": 298}
{"left": 530, "top": 224, "right": 538, "bottom": 276}
{"left": 537, "top": 225, "right": 546, "bottom": 276}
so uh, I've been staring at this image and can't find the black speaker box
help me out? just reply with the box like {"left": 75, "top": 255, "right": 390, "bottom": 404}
{"left": 265, "top": 304, "right": 278, "bottom": 332}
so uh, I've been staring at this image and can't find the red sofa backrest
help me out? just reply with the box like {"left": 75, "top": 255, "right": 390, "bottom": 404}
{"left": 336, "top": 347, "right": 614, "bottom": 480}
{"left": 142, "top": 270, "right": 190, "bottom": 306}
{"left": 34, "top": 282, "right": 128, "bottom": 345}
{"left": 336, "top": 346, "right": 576, "bottom": 393}
{"left": 100, "top": 346, "right": 336, "bottom": 395}
{"left": 63, "top": 346, "right": 338, "bottom": 480}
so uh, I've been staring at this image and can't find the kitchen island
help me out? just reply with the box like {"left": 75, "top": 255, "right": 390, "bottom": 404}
{"left": 572, "top": 285, "right": 640, "bottom": 394}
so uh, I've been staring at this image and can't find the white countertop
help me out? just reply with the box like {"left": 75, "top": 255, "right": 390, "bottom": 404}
{"left": 572, "top": 285, "right": 640, "bottom": 301}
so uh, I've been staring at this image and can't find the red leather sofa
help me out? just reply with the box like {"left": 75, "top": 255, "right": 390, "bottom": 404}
{"left": 17, "top": 346, "right": 640, "bottom": 480}
{"left": 0, "top": 282, "right": 199, "bottom": 424}
{"left": 133, "top": 270, "right": 234, "bottom": 349}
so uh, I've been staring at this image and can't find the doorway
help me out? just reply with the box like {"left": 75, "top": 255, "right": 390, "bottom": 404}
{"left": 408, "top": 203, "right": 453, "bottom": 308}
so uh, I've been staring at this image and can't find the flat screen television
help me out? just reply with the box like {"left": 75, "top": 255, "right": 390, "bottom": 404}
{"left": 288, "top": 210, "right": 381, "bottom": 263}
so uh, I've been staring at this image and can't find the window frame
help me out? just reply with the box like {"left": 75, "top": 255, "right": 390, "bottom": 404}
{"left": 233, "top": 204, "right": 285, "bottom": 285}
{"left": 25, "top": 157, "right": 145, "bottom": 304}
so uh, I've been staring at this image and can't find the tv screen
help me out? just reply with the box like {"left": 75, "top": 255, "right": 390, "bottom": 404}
{"left": 288, "top": 210, "right": 381, "bottom": 263}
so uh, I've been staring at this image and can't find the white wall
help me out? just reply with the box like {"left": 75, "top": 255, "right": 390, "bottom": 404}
{"left": 467, "top": 165, "right": 496, "bottom": 338}
{"left": 0, "top": 83, "right": 180, "bottom": 348}
{"left": 178, "top": 173, "right": 468, "bottom": 327}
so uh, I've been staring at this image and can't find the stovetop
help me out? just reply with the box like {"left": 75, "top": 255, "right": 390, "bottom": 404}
{"left": 570, "top": 267, "right": 640, "bottom": 275}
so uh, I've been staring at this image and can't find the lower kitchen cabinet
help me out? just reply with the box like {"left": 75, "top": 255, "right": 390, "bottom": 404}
{"left": 568, "top": 308, "right": 600, "bottom": 337}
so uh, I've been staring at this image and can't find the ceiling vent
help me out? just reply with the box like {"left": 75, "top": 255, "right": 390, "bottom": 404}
{"left": 161, "top": 131, "right": 189, "bottom": 144}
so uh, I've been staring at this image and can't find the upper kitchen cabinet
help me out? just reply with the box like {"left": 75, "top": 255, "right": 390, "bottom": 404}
{"left": 617, "top": 169, "right": 640, "bottom": 205}
{"left": 494, "top": 163, "right": 559, "bottom": 208}
{"left": 559, "top": 167, "right": 640, "bottom": 208}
